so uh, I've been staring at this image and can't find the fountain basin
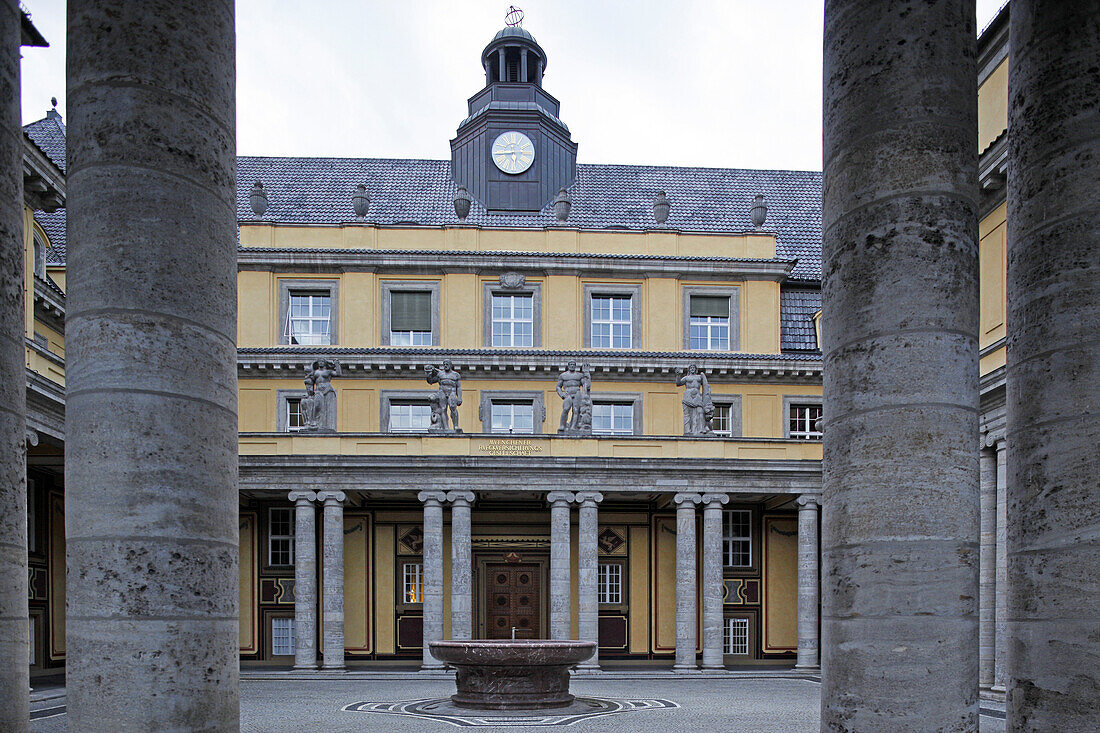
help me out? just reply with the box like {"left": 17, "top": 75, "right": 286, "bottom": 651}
{"left": 429, "top": 639, "right": 596, "bottom": 710}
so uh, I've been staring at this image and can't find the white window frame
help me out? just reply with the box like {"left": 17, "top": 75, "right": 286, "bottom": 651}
{"left": 271, "top": 616, "right": 296, "bottom": 656}
{"left": 381, "top": 281, "right": 440, "bottom": 346}
{"left": 689, "top": 313, "right": 730, "bottom": 350}
{"left": 285, "top": 398, "right": 304, "bottom": 432}
{"left": 284, "top": 291, "right": 332, "bottom": 346}
{"left": 590, "top": 294, "right": 633, "bottom": 349}
{"left": 403, "top": 562, "right": 424, "bottom": 604}
{"left": 597, "top": 562, "right": 623, "bottom": 604}
{"left": 723, "top": 509, "right": 752, "bottom": 568}
{"left": 724, "top": 617, "right": 750, "bottom": 655}
{"left": 490, "top": 401, "right": 535, "bottom": 434}
{"left": 592, "top": 402, "right": 635, "bottom": 435}
{"left": 490, "top": 293, "right": 535, "bottom": 347}
{"left": 389, "top": 402, "right": 433, "bottom": 432}
{"left": 268, "top": 507, "right": 295, "bottom": 567}
{"left": 711, "top": 403, "right": 733, "bottom": 437}
{"left": 786, "top": 401, "right": 823, "bottom": 441}
{"left": 389, "top": 329, "right": 433, "bottom": 346}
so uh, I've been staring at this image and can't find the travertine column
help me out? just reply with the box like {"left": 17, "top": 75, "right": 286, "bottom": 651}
{"left": 795, "top": 495, "right": 820, "bottom": 670}
{"left": 1007, "top": 3, "right": 1099, "bottom": 728}
{"left": 289, "top": 491, "right": 318, "bottom": 669}
{"left": 0, "top": 3, "right": 27, "bottom": 729}
{"left": 447, "top": 491, "right": 475, "bottom": 640}
{"left": 978, "top": 447, "right": 996, "bottom": 689}
{"left": 318, "top": 491, "right": 346, "bottom": 670}
{"left": 993, "top": 440, "right": 1007, "bottom": 691}
{"left": 700, "top": 493, "right": 728, "bottom": 669}
{"left": 822, "top": 2, "right": 979, "bottom": 730}
{"left": 546, "top": 491, "right": 575, "bottom": 640}
{"left": 576, "top": 491, "right": 603, "bottom": 669}
{"left": 65, "top": 2, "right": 238, "bottom": 729}
{"left": 673, "top": 493, "right": 701, "bottom": 672}
{"left": 418, "top": 491, "right": 446, "bottom": 669}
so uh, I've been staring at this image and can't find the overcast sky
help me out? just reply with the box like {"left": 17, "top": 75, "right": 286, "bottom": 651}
{"left": 20, "top": 1, "right": 1007, "bottom": 172}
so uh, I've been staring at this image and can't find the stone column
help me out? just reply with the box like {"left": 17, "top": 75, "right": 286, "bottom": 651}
{"left": 289, "top": 491, "right": 318, "bottom": 669}
{"left": 1007, "top": 3, "right": 1099, "bottom": 727}
{"left": 546, "top": 491, "right": 575, "bottom": 640}
{"left": 575, "top": 491, "right": 603, "bottom": 669}
{"left": 318, "top": 491, "right": 346, "bottom": 670}
{"left": 65, "top": 2, "right": 238, "bottom": 729}
{"left": 993, "top": 440, "right": 1007, "bottom": 691}
{"left": 821, "top": 3, "right": 978, "bottom": 730}
{"left": 978, "top": 447, "right": 996, "bottom": 689}
{"left": 795, "top": 495, "right": 820, "bottom": 670}
{"left": 700, "top": 493, "right": 728, "bottom": 669}
{"left": 418, "top": 491, "right": 447, "bottom": 669}
{"left": 673, "top": 493, "right": 701, "bottom": 672}
{"left": 0, "top": 3, "right": 27, "bottom": 729}
{"left": 447, "top": 491, "right": 475, "bottom": 641}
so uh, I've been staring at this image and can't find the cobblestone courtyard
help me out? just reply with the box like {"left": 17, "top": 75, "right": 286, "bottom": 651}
{"left": 29, "top": 674, "right": 1008, "bottom": 732}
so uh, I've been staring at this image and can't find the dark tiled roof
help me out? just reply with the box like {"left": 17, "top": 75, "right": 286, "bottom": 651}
{"left": 236, "top": 158, "right": 823, "bottom": 280}
{"left": 24, "top": 114, "right": 68, "bottom": 263}
{"left": 34, "top": 210, "right": 66, "bottom": 264}
{"left": 780, "top": 288, "right": 821, "bottom": 353}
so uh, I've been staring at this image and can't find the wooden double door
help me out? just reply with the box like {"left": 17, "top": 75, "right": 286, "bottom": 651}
{"left": 482, "top": 562, "right": 543, "bottom": 639}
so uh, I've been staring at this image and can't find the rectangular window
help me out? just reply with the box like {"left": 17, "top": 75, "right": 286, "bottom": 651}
{"left": 285, "top": 398, "right": 303, "bottom": 432}
{"left": 711, "top": 404, "right": 732, "bottom": 437}
{"left": 390, "top": 290, "right": 433, "bottom": 346}
{"left": 789, "top": 404, "right": 823, "bottom": 440}
{"left": 598, "top": 562, "right": 622, "bottom": 604}
{"left": 390, "top": 403, "right": 433, "bottom": 432}
{"left": 592, "top": 402, "right": 634, "bottom": 435}
{"left": 724, "top": 617, "right": 750, "bottom": 655}
{"left": 491, "top": 294, "right": 534, "bottom": 347}
{"left": 403, "top": 562, "right": 423, "bottom": 603}
{"left": 284, "top": 292, "right": 331, "bottom": 345}
{"left": 723, "top": 509, "right": 752, "bottom": 568}
{"left": 271, "top": 617, "right": 295, "bottom": 656}
{"left": 490, "top": 401, "right": 534, "bottom": 433}
{"left": 591, "top": 295, "right": 632, "bottom": 349}
{"left": 268, "top": 507, "right": 295, "bottom": 567}
{"left": 689, "top": 295, "right": 730, "bottom": 350}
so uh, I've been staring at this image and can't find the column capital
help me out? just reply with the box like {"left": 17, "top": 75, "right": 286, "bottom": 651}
{"left": 796, "top": 494, "right": 821, "bottom": 509}
{"left": 995, "top": 439, "right": 1006, "bottom": 455}
{"left": 575, "top": 491, "right": 603, "bottom": 507}
{"left": 546, "top": 491, "right": 576, "bottom": 507}
{"left": 316, "top": 490, "right": 346, "bottom": 506}
{"left": 700, "top": 493, "right": 728, "bottom": 507}
{"left": 446, "top": 490, "right": 476, "bottom": 506}
{"left": 417, "top": 490, "right": 448, "bottom": 506}
{"left": 673, "top": 492, "right": 702, "bottom": 506}
{"left": 288, "top": 490, "right": 317, "bottom": 505}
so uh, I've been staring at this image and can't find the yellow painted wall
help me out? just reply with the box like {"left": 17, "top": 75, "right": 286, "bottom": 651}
{"left": 238, "top": 376, "right": 823, "bottom": 442}
{"left": 345, "top": 514, "right": 373, "bottom": 654}
{"left": 763, "top": 515, "right": 798, "bottom": 652}
{"left": 628, "top": 525, "right": 650, "bottom": 654}
{"left": 373, "top": 523, "right": 396, "bottom": 654}
{"left": 979, "top": 202, "right": 1008, "bottom": 356}
{"left": 742, "top": 280, "right": 781, "bottom": 354}
{"left": 978, "top": 59, "right": 1009, "bottom": 153}
{"left": 652, "top": 515, "right": 678, "bottom": 652}
{"left": 239, "top": 513, "right": 258, "bottom": 653}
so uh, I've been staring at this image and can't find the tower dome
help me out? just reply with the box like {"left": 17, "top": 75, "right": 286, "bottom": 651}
{"left": 481, "top": 23, "right": 548, "bottom": 86}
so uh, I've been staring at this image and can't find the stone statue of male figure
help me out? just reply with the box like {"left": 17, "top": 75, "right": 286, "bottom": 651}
{"left": 557, "top": 360, "right": 592, "bottom": 434}
{"left": 425, "top": 359, "right": 462, "bottom": 433}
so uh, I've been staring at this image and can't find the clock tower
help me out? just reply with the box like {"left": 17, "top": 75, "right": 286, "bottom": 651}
{"left": 450, "top": 15, "right": 578, "bottom": 213}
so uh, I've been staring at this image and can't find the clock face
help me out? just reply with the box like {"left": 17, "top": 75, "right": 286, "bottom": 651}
{"left": 491, "top": 131, "right": 535, "bottom": 175}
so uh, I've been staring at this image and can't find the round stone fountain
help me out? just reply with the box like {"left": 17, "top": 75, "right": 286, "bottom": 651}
{"left": 429, "top": 639, "right": 596, "bottom": 709}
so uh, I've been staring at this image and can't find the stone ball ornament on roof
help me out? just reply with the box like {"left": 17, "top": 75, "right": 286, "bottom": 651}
{"left": 653, "top": 190, "right": 670, "bottom": 225}
{"left": 750, "top": 193, "right": 768, "bottom": 228}
{"left": 453, "top": 186, "right": 472, "bottom": 221}
{"left": 352, "top": 184, "right": 370, "bottom": 218}
{"left": 553, "top": 188, "right": 572, "bottom": 222}
{"left": 249, "top": 180, "right": 268, "bottom": 216}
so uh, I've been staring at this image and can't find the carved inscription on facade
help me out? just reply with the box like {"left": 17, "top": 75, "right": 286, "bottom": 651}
{"left": 478, "top": 439, "right": 544, "bottom": 456}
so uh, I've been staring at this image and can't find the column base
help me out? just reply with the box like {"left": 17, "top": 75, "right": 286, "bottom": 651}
{"left": 575, "top": 662, "right": 601, "bottom": 671}
{"left": 672, "top": 664, "right": 701, "bottom": 674}
{"left": 293, "top": 663, "right": 318, "bottom": 670}
{"left": 700, "top": 663, "right": 727, "bottom": 670}
{"left": 321, "top": 664, "right": 346, "bottom": 671}
{"left": 421, "top": 664, "right": 448, "bottom": 672}
{"left": 794, "top": 663, "right": 820, "bottom": 671}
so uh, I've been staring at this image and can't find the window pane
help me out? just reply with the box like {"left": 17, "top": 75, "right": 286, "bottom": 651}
{"left": 724, "top": 618, "right": 749, "bottom": 655}
{"left": 272, "top": 617, "right": 295, "bottom": 656}
{"left": 723, "top": 509, "right": 752, "bottom": 567}
{"left": 404, "top": 562, "right": 423, "bottom": 603}
{"left": 390, "top": 290, "right": 432, "bottom": 332}
{"left": 711, "top": 404, "right": 731, "bottom": 435}
{"left": 789, "top": 404, "right": 823, "bottom": 440}
{"left": 690, "top": 295, "right": 730, "bottom": 318}
{"left": 593, "top": 403, "right": 633, "bottom": 435}
{"left": 287, "top": 292, "right": 331, "bottom": 346}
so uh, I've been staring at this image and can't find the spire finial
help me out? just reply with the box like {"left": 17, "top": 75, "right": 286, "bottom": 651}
{"left": 505, "top": 6, "right": 524, "bottom": 27}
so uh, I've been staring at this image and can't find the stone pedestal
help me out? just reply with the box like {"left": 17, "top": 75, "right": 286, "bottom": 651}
{"left": 318, "top": 490, "right": 346, "bottom": 670}
{"left": 795, "top": 495, "right": 820, "bottom": 670}
{"left": 575, "top": 492, "right": 603, "bottom": 669}
{"left": 546, "top": 492, "right": 575, "bottom": 641}
{"left": 821, "top": 2, "right": 979, "bottom": 729}
{"left": 700, "top": 493, "right": 728, "bottom": 669}
{"left": 672, "top": 493, "right": 701, "bottom": 672}
{"left": 290, "top": 491, "right": 318, "bottom": 669}
{"left": 419, "top": 491, "right": 447, "bottom": 669}
{"left": 447, "top": 491, "right": 476, "bottom": 640}
{"left": 1006, "top": 3, "right": 1100, "bottom": 727}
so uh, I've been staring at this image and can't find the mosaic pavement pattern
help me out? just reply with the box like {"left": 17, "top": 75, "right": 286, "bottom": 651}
{"left": 343, "top": 696, "right": 679, "bottom": 727}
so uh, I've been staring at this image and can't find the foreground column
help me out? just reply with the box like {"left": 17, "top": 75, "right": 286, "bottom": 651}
{"left": 576, "top": 491, "right": 603, "bottom": 669}
{"left": 978, "top": 447, "right": 996, "bottom": 689}
{"left": 289, "top": 491, "right": 318, "bottom": 669}
{"left": 0, "top": 3, "right": 27, "bottom": 729}
{"left": 821, "top": 2, "right": 978, "bottom": 730}
{"left": 993, "top": 440, "right": 1007, "bottom": 691}
{"left": 673, "top": 493, "right": 700, "bottom": 672}
{"left": 318, "top": 491, "right": 345, "bottom": 670}
{"left": 546, "top": 492, "right": 575, "bottom": 640}
{"left": 700, "top": 493, "right": 728, "bottom": 669}
{"left": 66, "top": 2, "right": 239, "bottom": 729}
{"left": 418, "top": 491, "right": 446, "bottom": 669}
{"left": 447, "top": 491, "right": 475, "bottom": 640}
{"left": 795, "top": 495, "right": 820, "bottom": 670}
{"left": 1007, "top": 3, "right": 1100, "bottom": 729}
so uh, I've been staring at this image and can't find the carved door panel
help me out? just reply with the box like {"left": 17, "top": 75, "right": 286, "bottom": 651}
{"left": 485, "top": 563, "right": 541, "bottom": 639}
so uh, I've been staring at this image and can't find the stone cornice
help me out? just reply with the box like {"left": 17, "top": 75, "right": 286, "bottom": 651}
{"left": 237, "top": 247, "right": 796, "bottom": 282}
{"left": 33, "top": 277, "right": 65, "bottom": 332}
{"left": 237, "top": 348, "right": 822, "bottom": 384}
{"left": 979, "top": 132, "right": 1008, "bottom": 218}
